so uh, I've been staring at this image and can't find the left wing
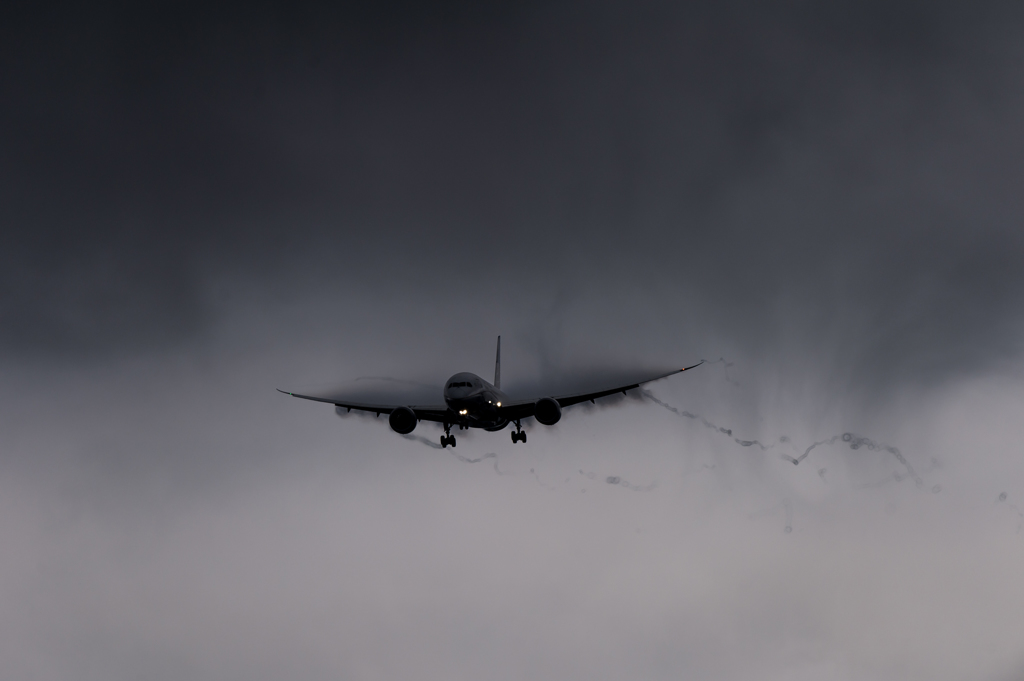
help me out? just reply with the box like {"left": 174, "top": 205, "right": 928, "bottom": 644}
{"left": 277, "top": 389, "right": 452, "bottom": 423}
{"left": 496, "top": 361, "right": 704, "bottom": 421}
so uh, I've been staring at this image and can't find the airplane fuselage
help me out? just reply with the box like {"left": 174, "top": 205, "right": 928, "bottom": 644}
{"left": 443, "top": 372, "right": 509, "bottom": 431}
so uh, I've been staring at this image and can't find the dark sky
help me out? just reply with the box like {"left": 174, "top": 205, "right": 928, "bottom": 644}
{"left": 2, "top": 2, "right": 1024, "bottom": 679}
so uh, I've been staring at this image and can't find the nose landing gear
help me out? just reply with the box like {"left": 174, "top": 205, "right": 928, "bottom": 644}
{"left": 441, "top": 423, "right": 456, "bottom": 448}
{"left": 510, "top": 420, "right": 526, "bottom": 444}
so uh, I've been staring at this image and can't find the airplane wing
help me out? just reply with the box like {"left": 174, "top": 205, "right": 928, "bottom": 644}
{"left": 276, "top": 389, "right": 452, "bottom": 423}
{"left": 496, "top": 361, "right": 704, "bottom": 421}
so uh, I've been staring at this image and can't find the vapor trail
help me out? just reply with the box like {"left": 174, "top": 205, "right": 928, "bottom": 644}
{"left": 401, "top": 433, "right": 444, "bottom": 449}
{"left": 529, "top": 468, "right": 556, "bottom": 490}
{"left": 451, "top": 451, "right": 509, "bottom": 476}
{"left": 398, "top": 433, "right": 512, "bottom": 475}
{"left": 996, "top": 492, "right": 1023, "bottom": 533}
{"left": 642, "top": 389, "right": 781, "bottom": 450}
{"left": 579, "top": 469, "right": 657, "bottom": 492}
{"left": 782, "top": 432, "right": 923, "bottom": 487}
{"left": 682, "top": 462, "right": 716, "bottom": 478}
{"left": 644, "top": 392, "right": 929, "bottom": 490}
{"left": 702, "top": 357, "right": 740, "bottom": 387}
{"left": 353, "top": 376, "right": 436, "bottom": 388}
{"left": 449, "top": 451, "right": 497, "bottom": 465}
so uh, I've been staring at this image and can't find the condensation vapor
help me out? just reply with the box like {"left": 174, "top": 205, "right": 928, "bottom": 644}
{"left": 529, "top": 468, "right": 557, "bottom": 490}
{"left": 703, "top": 357, "right": 740, "bottom": 387}
{"left": 682, "top": 462, "right": 716, "bottom": 478}
{"left": 783, "top": 433, "right": 923, "bottom": 487}
{"left": 450, "top": 450, "right": 509, "bottom": 476}
{"left": 401, "top": 433, "right": 443, "bottom": 449}
{"left": 334, "top": 405, "right": 383, "bottom": 421}
{"left": 337, "top": 408, "right": 504, "bottom": 470}
{"left": 579, "top": 469, "right": 657, "bottom": 492}
{"left": 996, "top": 492, "right": 1023, "bottom": 533}
{"left": 398, "top": 433, "right": 510, "bottom": 475}
{"left": 643, "top": 390, "right": 930, "bottom": 490}
{"left": 641, "top": 389, "right": 782, "bottom": 450}
{"left": 353, "top": 376, "right": 438, "bottom": 389}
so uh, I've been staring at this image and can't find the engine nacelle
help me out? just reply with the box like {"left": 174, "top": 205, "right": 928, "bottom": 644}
{"left": 534, "top": 397, "right": 561, "bottom": 426}
{"left": 388, "top": 406, "right": 417, "bottom": 434}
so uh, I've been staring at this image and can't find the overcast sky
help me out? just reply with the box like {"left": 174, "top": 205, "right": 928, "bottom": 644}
{"left": 2, "top": 2, "right": 1024, "bottom": 679}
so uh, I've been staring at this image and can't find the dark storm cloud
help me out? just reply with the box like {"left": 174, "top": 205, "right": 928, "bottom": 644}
{"left": 1, "top": 0, "right": 1022, "bottom": 398}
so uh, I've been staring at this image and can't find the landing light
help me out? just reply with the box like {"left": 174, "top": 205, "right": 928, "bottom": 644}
{"left": 497, "top": 402, "right": 501, "bottom": 407}
{"left": 459, "top": 409, "right": 468, "bottom": 415}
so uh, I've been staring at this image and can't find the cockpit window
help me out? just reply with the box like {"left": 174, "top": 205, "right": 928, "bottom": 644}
{"left": 448, "top": 381, "right": 473, "bottom": 388}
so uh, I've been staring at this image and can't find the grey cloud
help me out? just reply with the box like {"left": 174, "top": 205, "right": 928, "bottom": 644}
{"left": 2, "top": 2, "right": 1024, "bottom": 679}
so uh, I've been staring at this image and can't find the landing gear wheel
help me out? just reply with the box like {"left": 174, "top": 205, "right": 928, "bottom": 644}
{"left": 441, "top": 424, "right": 456, "bottom": 448}
{"left": 511, "top": 420, "right": 526, "bottom": 444}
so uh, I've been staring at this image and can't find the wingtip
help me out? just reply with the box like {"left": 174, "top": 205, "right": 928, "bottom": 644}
{"left": 276, "top": 388, "right": 293, "bottom": 396}
{"left": 681, "top": 360, "right": 705, "bottom": 371}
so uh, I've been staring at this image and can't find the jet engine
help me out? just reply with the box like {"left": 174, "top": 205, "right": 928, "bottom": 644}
{"left": 534, "top": 397, "right": 561, "bottom": 426}
{"left": 388, "top": 406, "right": 417, "bottom": 434}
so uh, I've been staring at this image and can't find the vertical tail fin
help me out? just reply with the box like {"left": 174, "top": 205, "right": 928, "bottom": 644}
{"left": 494, "top": 336, "right": 501, "bottom": 389}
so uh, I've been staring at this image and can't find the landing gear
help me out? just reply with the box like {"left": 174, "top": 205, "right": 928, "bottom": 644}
{"left": 441, "top": 423, "right": 456, "bottom": 448}
{"left": 510, "top": 420, "right": 526, "bottom": 444}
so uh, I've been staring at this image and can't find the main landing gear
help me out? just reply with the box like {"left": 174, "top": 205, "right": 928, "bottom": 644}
{"left": 510, "top": 420, "right": 527, "bottom": 444}
{"left": 441, "top": 423, "right": 456, "bottom": 448}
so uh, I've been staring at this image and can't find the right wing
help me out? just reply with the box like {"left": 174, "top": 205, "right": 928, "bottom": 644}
{"left": 496, "top": 361, "right": 704, "bottom": 421}
{"left": 277, "top": 389, "right": 452, "bottom": 423}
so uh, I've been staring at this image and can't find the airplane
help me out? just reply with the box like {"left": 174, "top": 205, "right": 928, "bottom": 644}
{"left": 278, "top": 337, "right": 703, "bottom": 448}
